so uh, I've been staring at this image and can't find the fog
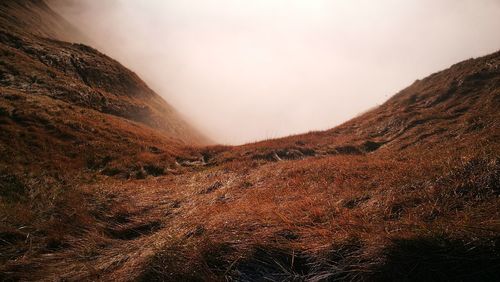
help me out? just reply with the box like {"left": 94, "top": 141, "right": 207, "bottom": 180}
{"left": 50, "top": 0, "right": 500, "bottom": 145}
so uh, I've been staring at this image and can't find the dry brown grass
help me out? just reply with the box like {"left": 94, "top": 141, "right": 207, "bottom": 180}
{"left": 3, "top": 136, "right": 497, "bottom": 281}
{"left": 0, "top": 2, "right": 499, "bottom": 280}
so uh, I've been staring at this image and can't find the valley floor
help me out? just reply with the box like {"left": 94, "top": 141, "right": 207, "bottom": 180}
{"left": 2, "top": 137, "right": 499, "bottom": 281}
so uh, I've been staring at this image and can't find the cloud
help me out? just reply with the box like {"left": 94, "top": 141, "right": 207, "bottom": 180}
{"left": 50, "top": 0, "right": 500, "bottom": 144}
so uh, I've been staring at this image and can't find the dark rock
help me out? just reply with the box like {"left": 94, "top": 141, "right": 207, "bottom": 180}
{"left": 148, "top": 146, "right": 162, "bottom": 154}
{"left": 144, "top": 164, "right": 165, "bottom": 177}
{"left": 343, "top": 195, "right": 370, "bottom": 209}
{"left": 335, "top": 145, "right": 362, "bottom": 155}
{"left": 276, "top": 230, "right": 300, "bottom": 241}
{"left": 185, "top": 225, "right": 205, "bottom": 238}
{"left": 241, "top": 181, "right": 253, "bottom": 189}
{"left": 101, "top": 167, "right": 123, "bottom": 177}
{"left": 202, "top": 181, "right": 223, "bottom": 194}
{"left": 362, "top": 141, "right": 383, "bottom": 152}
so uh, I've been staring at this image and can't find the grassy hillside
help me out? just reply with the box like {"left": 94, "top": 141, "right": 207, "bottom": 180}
{"left": 0, "top": 1, "right": 499, "bottom": 281}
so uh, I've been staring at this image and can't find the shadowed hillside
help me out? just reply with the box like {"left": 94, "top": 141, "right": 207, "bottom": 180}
{"left": 0, "top": 1, "right": 499, "bottom": 281}
{"left": 0, "top": 0, "right": 82, "bottom": 41}
{"left": 0, "top": 0, "right": 209, "bottom": 175}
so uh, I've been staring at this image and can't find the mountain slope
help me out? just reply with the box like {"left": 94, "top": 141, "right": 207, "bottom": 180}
{"left": 210, "top": 50, "right": 499, "bottom": 163}
{"left": 0, "top": 0, "right": 82, "bottom": 41}
{"left": 2, "top": 50, "right": 497, "bottom": 281}
{"left": 0, "top": 0, "right": 211, "bottom": 182}
{"left": 0, "top": 0, "right": 208, "bottom": 146}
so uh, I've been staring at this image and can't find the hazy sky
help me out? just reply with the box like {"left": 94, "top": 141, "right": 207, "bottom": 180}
{"left": 51, "top": 0, "right": 500, "bottom": 144}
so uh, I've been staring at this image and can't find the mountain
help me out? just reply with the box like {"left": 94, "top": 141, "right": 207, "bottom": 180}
{"left": 1, "top": 1, "right": 499, "bottom": 281}
{"left": 0, "top": 0, "right": 81, "bottom": 41}
{"left": 0, "top": 0, "right": 209, "bottom": 178}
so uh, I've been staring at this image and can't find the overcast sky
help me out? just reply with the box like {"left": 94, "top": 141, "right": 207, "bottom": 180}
{"left": 51, "top": 0, "right": 500, "bottom": 144}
